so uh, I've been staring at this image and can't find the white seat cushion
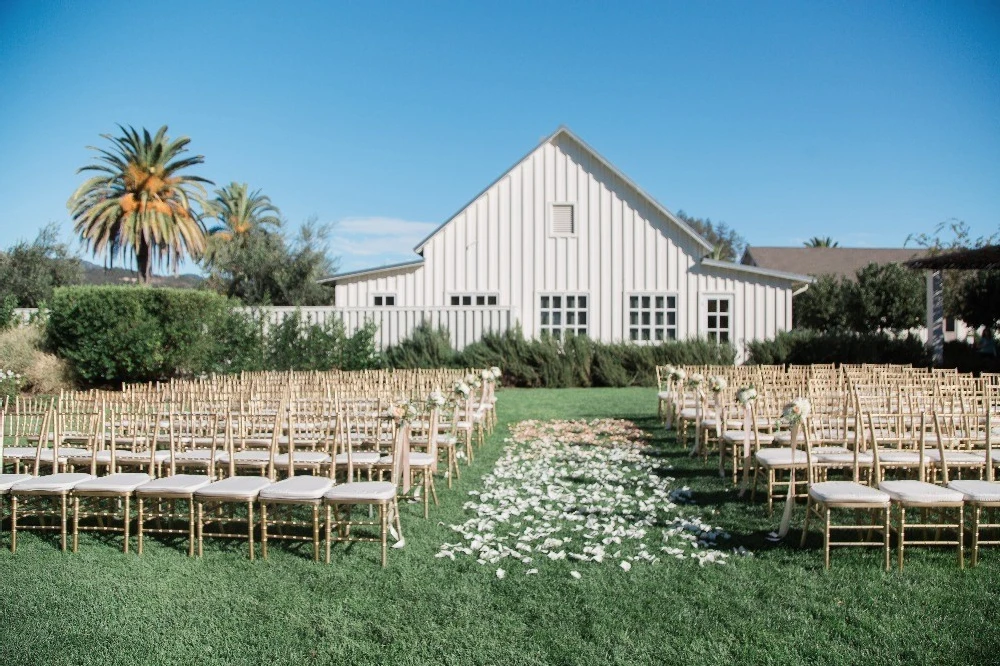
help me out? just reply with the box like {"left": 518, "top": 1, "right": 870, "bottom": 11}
{"left": 948, "top": 480, "right": 1000, "bottom": 503}
{"left": 755, "top": 448, "right": 807, "bottom": 467}
{"left": 657, "top": 391, "right": 671, "bottom": 400}
{"left": 722, "top": 430, "right": 773, "bottom": 444}
{"left": 813, "top": 446, "right": 849, "bottom": 455}
{"left": 0, "top": 474, "right": 33, "bottom": 493}
{"left": 173, "top": 450, "right": 225, "bottom": 462}
{"left": 2, "top": 447, "right": 47, "bottom": 459}
{"left": 195, "top": 476, "right": 271, "bottom": 500}
{"left": 220, "top": 451, "right": 272, "bottom": 466}
{"left": 379, "top": 452, "right": 435, "bottom": 466}
{"left": 324, "top": 481, "right": 395, "bottom": 502}
{"left": 924, "top": 450, "right": 984, "bottom": 464}
{"left": 774, "top": 431, "right": 792, "bottom": 445}
{"left": 816, "top": 451, "right": 874, "bottom": 465}
{"left": 259, "top": 476, "right": 333, "bottom": 501}
{"left": 334, "top": 452, "right": 381, "bottom": 465}
{"left": 112, "top": 450, "right": 172, "bottom": 463}
{"left": 74, "top": 473, "right": 152, "bottom": 494}
{"left": 135, "top": 474, "right": 213, "bottom": 497}
{"left": 12, "top": 473, "right": 94, "bottom": 493}
{"left": 970, "top": 449, "right": 1000, "bottom": 463}
{"left": 809, "top": 481, "right": 890, "bottom": 504}
{"left": 273, "top": 452, "right": 331, "bottom": 466}
{"left": 879, "top": 480, "right": 965, "bottom": 505}
{"left": 877, "top": 450, "right": 922, "bottom": 463}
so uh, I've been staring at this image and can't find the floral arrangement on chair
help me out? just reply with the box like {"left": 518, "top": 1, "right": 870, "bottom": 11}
{"left": 465, "top": 373, "right": 482, "bottom": 390}
{"left": 686, "top": 373, "right": 705, "bottom": 390}
{"left": 489, "top": 366, "right": 501, "bottom": 381}
{"left": 453, "top": 381, "right": 471, "bottom": 400}
{"left": 428, "top": 390, "right": 447, "bottom": 408}
{"left": 667, "top": 366, "right": 686, "bottom": 382}
{"left": 782, "top": 397, "right": 811, "bottom": 424}
{"left": 707, "top": 376, "right": 728, "bottom": 394}
{"left": 735, "top": 386, "right": 758, "bottom": 405}
{"left": 391, "top": 399, "right": 419, "bottom": 425}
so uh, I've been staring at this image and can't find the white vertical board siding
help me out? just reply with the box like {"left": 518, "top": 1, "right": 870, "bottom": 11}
{"left": 331, "top": 130, "right": 801, "bottom": 355}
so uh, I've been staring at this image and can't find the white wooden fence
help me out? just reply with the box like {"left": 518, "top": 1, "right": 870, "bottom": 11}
{"left": 14, "top": 306, "right": 517, "bottom": 351}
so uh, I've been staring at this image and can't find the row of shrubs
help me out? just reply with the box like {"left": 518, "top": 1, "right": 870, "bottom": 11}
{"left": 18, "top": 286, "right": 996, "bottom": 390}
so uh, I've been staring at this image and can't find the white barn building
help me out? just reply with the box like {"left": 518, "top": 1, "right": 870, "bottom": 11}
{"left": 320, "top": 127, "right": 812, "bottom": 358}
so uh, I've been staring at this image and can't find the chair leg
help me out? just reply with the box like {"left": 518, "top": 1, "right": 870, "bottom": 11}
{"left": 324, "top": 505, "right": 332, "bottom": 564}
{"left": 10, "top": 496, "right": 17, "bottom": 554}
{"left": 972, "top": 505, "right": 980, "bottom": 567}
{"left": 380, "top": 503, "right": 388, "bottom": 568}
{"left": 247, "top": 501, "right": 255, "bottom": 561}
{"left": 72, "top": 496, "right": 80, "bottom": 553}
{"left": 958, "top": 504, "right": 964, "bottom": 570}
{"left": 61, "top": 495, "right": 69, "bottom": 552}
{"left": 883, "top": 506, "right": 891, "bottom": 571}
{"left": 800, "top": 497, "right": 812, "bottom": 547}
{"left": 312, "top": 504, "right": 320, "bottom": 562}
{"left": 898, "top": 506, "right": 906, "bottom": 571}
{"left": 137, "top": 498, "right": 144, "bottom": 556}
{"left": 823, "top": 507, "right": 831, "bottom": 570}
{"left": 196, "top": 502, "right": 204, "bottom": 557}
{"left": 260, "top": 503, "right": 269, "bottom": 560}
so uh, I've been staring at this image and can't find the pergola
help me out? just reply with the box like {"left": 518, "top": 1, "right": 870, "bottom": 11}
{"left": 904, "top": 245, "right": 1000, "bottom": 364}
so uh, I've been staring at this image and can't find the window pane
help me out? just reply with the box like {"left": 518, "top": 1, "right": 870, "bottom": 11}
{"left": 708, "top": 300, "right": 717, "bottom": 313}
{"left": 476, "top": 296, "right": 485, "bottom": 305}
{"left": 553, "top": 296, "right": 562, "bottom": 308}
{"left": 451, "top": 296, "right": 459, "bottom": 305}
{"left": 541, "top": 312, "right": 549, "bottom": 325}
{"left": 641, "top": 329, "right": 650, "bottom": 341}
{"left": 630, "top": 329, "right": 638, "bottom": 341}
{"left": 641, "top": 312, "right": 650, "bottom": 325}
{"left": 553, "top": 329, "right": 561, "bottom": 340}
{"left": 641, "top": 296, "right": 650, "bottom": 308}
{"left": 578, "top": 328, "right": 587, "bottom": 336}
{"left": 720, "top": 300, "right": 729, "bottom": 313}
{"left": 578, "top": 296, "right": 587, "bottom": 308}
{"left": 386, "top": 296, "right": 395, "bottom": 305}
{"left": 655, "top": 312, "right": 664, "bottom": 326}
{"left": 719, "top": 316, "right": 729, "bottom": 329}
{"left": 720, "top": 332, "right": 729, "bottom": 342}
{"left": 708, "top": 315, "right": 717, "bottom": 328}
{"left": 566, "top": 296, "right": 575, "bottom": 308}
{"left": 374, "top": 296, "right": 383, "bottom": 306}
{"left": 541, "top": 296, "right": 549, "bottom": 309}
{"left": 655, "top": 296, "right": 664, "bottom": 309}
{"left": 667, "top": 312, "right": 676, "bottom": 326}
{"left": 668, "top": 329, "right": 677, "bottom": 340}
{"left": 667, "top": 296, "right": 676, "bottom": 309}
{"left": 655, "top": 328, "right": 664, "bottom": 340}
{"left": 567, "top": 312, "right": 575, "bottom": 325}
{"left": 488, "top": 296, "right": 497, "bottom": 305}
{"left": 578, "top": 312, "right": 587, "bottom": 325}
{"left": 553, "top": 312, "right": 561, "bottom": 325}
{"left": 630, "top": 312, "right": 639, "bottom": 325}
{"left": 630, "top": 296, "right": 639, "bottom": 309}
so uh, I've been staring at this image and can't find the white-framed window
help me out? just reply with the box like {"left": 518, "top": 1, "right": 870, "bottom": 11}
{"left": 449, "top": 294, "right": 499, "bottom": 307}
{"left": 539, "top": 293, "right": 588, "bottom": 339}
{"left": 372, "top": 294, "right": 396, "bottom": 307}
{"left": 549, "top": 203, "right": 576, "bottom": 236}
{"left": 627, "top": 293, "right": 678, "bottom": 342}
{"left": 703, "top": 295, "right": 733, "bottom": 344}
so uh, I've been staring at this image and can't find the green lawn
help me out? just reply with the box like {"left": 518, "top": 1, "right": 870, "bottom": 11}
{"left": 1, "top": 388, "right": 997, "bottom": 665}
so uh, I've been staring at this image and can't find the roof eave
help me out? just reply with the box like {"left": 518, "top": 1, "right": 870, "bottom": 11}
{"left": 318, "top": 258, "right": 424, "bottom": 284}
{"left": 700, "top": 257, "right": 815, "bottom": 284}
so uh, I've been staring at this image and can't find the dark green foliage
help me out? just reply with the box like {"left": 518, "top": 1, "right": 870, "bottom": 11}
{"left": 262, "top": 313, "right": 382, "bottom": 372}
{"left": 746, "top": 329, "right": 931, "bottom": 366}
{"left": 0, "top": 223, "right": 83, "bottom": 308}
{"left": 46, "top": 286, "right": 231, "bottom": 386}
{"left": 209, "top": 308, "right": 268, "bottom": 374}
{"left": 844, "top": 262, "right": 924, "bottom": 333}
{"left": 0, "top": 295, "right": 17, "bottom": 332}
{"left": 792, "top": 274, "right": 848, "bottom": 330}
{"left": 942, "top": 340, "right": 1000, "bottom": 374}
{"left": 455, "top": 327, "right": 735, "bottom": 388}
{"left": 953, "top": 269, "right": 1000, "bottom": 334}
{"left": 384, "top": 323, "right": 461, "bottom": 368}
{"left": 674, "top": 210, "right": 745, "bottom": 261}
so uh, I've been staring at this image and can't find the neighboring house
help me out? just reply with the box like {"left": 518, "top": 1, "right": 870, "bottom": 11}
{"left": 741, "top": 246, "right": 969, "bottom": 341}
{"left": 320, "top": 127, "right": 812, "bottom": 357}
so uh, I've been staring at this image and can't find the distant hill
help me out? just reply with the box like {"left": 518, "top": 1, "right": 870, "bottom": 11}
{"left": 79, "top": 260, "right": 204, "bottom": 288}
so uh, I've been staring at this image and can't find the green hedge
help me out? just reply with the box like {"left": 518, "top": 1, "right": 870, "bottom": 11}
{"left": 745, "top": 329, "right": 931, "bottom": 366}
{"left": 47, "top": 286, "right": 232, "bottom": 385}
{"left": 383, "top": 325, "right": 736, "bottom": 388}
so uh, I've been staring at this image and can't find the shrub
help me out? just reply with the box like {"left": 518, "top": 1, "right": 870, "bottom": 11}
{"left": 745, "top": 330, "right": 931, "bottom": 366}
{"left": 384, "top": 324, "right": 460, "bottom": 369}
{"left": 46, "top": 286, "right": 231, "bottom": 386}
{"left": 0, "top": 325, "right": 73, "bottom": 394}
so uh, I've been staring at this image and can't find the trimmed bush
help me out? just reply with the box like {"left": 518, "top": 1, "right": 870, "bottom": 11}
{"left": 46, "top": 286, "right": 231, "bottom": 386}
{"left": 745, "top": 330, "right": 931, "bottom": 366}
{"left": 384, "top": 324, "right": 460, "bottom": 369}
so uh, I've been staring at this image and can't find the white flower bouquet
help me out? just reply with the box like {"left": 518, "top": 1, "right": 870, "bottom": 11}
{"left": 465, "top": 373, "right": 482, "bottom": 389}
{"left": 391, "top": 400, "right": 419, "bottom": 424}
{"left": 735, "top": 386, "right": 758, "bottom": 405}
{"left": 454, "top": 381, "right": 471, "bottom": 399}
{"left": 686, "top": 373, "right": 704, "bottom": 390}
{"left": 668, "top": 366, "right": 687, "bottom": 382}
{"left": 428, "top": 390, "right": 447, "bottom": 408}
{"left": 707, "top": 376, "right": 728, "bottom": 393}
{"left": 782, "top": 397, "right": 811, "bottom": 424}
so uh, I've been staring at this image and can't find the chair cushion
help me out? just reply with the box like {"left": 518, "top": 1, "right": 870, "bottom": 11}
{"left": 334, "top": 452, "right": 381, "bottom": 465}
{"left": 74, "top": 473, "right": 152, "bottom": 494}
{"left": 924, "top": 450, "right": 985, "bottom": 464}
{"left": 195, "top": 476, "right": 271, "bottom": 500}
{"left": 135, "top": 474, "right": 213, "bottom": 497}
{"left": 0, "top": 474, "right": 33, "bottom": 493}
{"left": 970, "top": 449, "right": 1000, "bottom": 463}
{"left": 379, "top": 452, "right": 435, "bottom": 466}
{"left": 774, "top": 431, "right": 792, "bottom": 445}
{"left": 947, "top": 479, "right": 1000, "bottom": 503}
{"left": 722, "top": 430, "right": 773, "bottom": 444}
{"left": 173, "top": 450, "right": 225, "bottom": 462}
{"left": 754, "top": 448, "right": 807, "bottom": 467}
{"left": 657, "top": 391, "right": 671, "bottom": 400}
{"left": 2, "top": 447, "right": 47, "bottom": 459}
{"left": 325, "top": 481, "right": 395, "bottom": 502}
{"left": 219, "top": 451, "right": 271, "bottom": 467}
{"left": 259, "top": 476, "right": 333, "bottom": 501}
{"left": 809, "top": 481, "right": 890, "bottom": 504}
{"left": 815, "top": 451, "right": 874, "bottom": 465}
{"left": 112, "top": 450, "right": 172, "bottom": 463}
{"left": 879, "top": 480, "right": 965, "bottom": 505}
{"left": 273, "top": 451, "right": 331, "bottom": 466}
{"left": 877, "top": 450, "right": 922, "bottom": 463}
{"left": 12, "top": 473, "right": 94, "bottom": 494}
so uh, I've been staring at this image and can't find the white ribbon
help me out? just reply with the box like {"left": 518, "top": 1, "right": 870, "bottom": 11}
{"left": 775, "top": 421, "right": 800, "bottom": 539}
{"left": 738, "top": 404, "right": 752, "bottom": 496}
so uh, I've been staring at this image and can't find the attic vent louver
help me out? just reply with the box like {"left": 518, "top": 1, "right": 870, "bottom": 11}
{"left": 551, "top": 204, "right": 575, "bottom": 235}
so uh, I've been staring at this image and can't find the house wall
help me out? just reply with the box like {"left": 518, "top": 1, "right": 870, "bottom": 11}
{"left": 333, "top": 132, "right": 798, "bottom": 356}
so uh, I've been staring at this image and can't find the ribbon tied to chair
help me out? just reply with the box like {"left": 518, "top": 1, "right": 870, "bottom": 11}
{"left": 771, "top": 420, "right": 802, "bottom": 541}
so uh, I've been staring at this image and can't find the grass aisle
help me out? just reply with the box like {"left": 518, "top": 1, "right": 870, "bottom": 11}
{"left": 0, "top": 388, "right": 997, "bottom": 665}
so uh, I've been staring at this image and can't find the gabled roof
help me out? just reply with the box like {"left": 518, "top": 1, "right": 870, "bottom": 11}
{"left": 318, "top": 258, "right": 424, "bottom": 284}
{"left": 741, "top": 247, "right": 928, "bottom": 281}
{"left": 413, "top": 125, "right": 715, "bottom": 255}
{"left": 701, "top": 257, "right": 813, "bottom": 285}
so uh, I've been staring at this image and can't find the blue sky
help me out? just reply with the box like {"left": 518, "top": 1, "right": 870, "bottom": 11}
{"left": 1, "top": 0, "right": 997, "bottom": 275}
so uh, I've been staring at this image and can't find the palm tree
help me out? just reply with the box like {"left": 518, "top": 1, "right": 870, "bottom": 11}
{"left": 805, "top": 236, "right": 839, "bottom": 248}
{"left": 68, "top": 125, "right": 212, "bottom": 282}
{"left": 203, "top": 182, "right": 282, "bottom": 266}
